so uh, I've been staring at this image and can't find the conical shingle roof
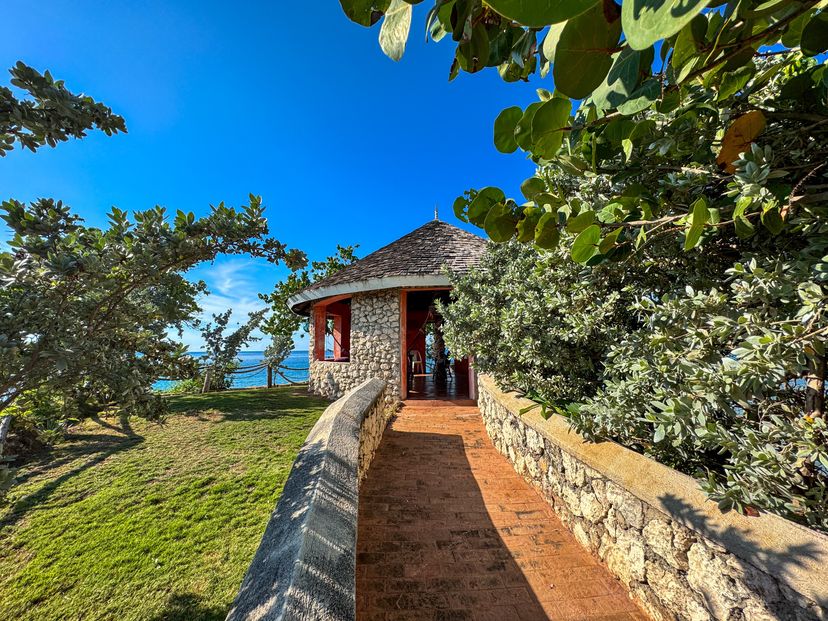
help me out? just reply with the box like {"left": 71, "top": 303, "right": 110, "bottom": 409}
{"left": 288, "top": 220, "right": 487, "bottom": 314}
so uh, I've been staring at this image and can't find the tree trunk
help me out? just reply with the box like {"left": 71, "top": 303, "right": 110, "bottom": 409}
{"left": 267, "top": 365, "right": 273, "bottom": 389}
{"left": 433, "top": 326, "right": 447, "bottom": 387}
{"left": 805, "top": 346, "right": 825, "bottom": 420}
{"left": 0, "top": 415, "right": 12, "bottom": 458}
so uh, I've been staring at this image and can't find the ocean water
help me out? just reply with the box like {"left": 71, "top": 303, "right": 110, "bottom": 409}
{"left": 154, "top": 350, "right": 310, "bottom": 391}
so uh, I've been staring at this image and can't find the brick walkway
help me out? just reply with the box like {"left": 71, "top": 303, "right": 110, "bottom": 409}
{"left": 356, "top": 404, "right": 647, "bottom": 621}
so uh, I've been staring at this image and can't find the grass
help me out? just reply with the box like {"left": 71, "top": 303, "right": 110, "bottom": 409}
{"left": 0, "top": 386, "right": 329, "bottom": 621}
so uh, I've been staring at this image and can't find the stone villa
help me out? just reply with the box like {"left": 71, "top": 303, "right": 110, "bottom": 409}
{"left": 286, "top": 219, "right": 487, "bottom": 404}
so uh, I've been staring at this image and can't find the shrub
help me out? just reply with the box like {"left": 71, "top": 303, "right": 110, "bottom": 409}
{"left": 442, "top": 241, "right": 639, "bottom": 405}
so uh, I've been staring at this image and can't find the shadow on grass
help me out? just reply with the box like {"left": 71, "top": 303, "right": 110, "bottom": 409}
{"left": 1, "top": 429, "right": 144, "bottom": 531}
{"left": 148, "top": 592, "right": 226, "bottom": 621}
{"left": 168, "top": 386, "right": 328, "bottom": 423}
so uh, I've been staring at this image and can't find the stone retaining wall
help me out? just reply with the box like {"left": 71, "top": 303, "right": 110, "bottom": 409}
{"left": 308, "top": 290, "right": 401, "bottom": 405}
{"left": 478, "top": 375, "right": 828, "bottom": 621}
{"left": 226, "top": 378, "right": 393, "bottom": 621}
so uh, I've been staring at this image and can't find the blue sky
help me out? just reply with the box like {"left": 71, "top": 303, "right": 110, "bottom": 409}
{"left": 1, "top": 0, "right": 543, "bottom": 350}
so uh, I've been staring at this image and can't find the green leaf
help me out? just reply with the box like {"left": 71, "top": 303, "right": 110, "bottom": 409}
{"left": 616, "top": 80, "right": 660, "bottom": 115}
{"left": 530, "top": 98, "right": 571, "bottom": 159}
{"left": 468, "top": 187, "right": 506, "bottom": 227}
{"left": 781, "top": 10, "right": 814, "bottom": 48}
{"left": 453, "top": 194, "right": 471, "bottom": 222}
{"left": 534, "top": 212, "right": 561, "bottom": 249}
{"left": 653, "top": 424, "right": 666, "bottom": 443}
{"left": 622, "top": 0, "right": 712, "bottom": 50}
{"left": 494, "top": 106, "right": 523, "bottom": 153}
{"left": 457, "top": 23, "right": 490, "bottom": 72}
{"left": 484, "top": 201, "right": 519, "bottom": 242}
{"left": 553, "top": 2, "right": 622, "bottom": 99}
{"left": 521, "top": 177, "right": 547, "bottom": 201}
{"left": 598, "top": 227, "right": 622, "bottom": 253}
{"left": 684, "top": 197, "right": 708, "bottom": 250}
{"left": 717, "top": 66, "right": 755, "bottom": 101}
{"left": 379, "top": 0, "right": 413, "bottom": 61}
{"left": 517, "top": 207, "right": 543, "bottom": 242}
{"left": 591, "top": 47, "right": 652, "bottom": 111}
{"left": 338, "top": 0, "right": 392, "bottom": 26}
{"left": 485, "top": 0, "right": 599, "bottom": 27}
{"left": 571, "top": 224, "right": 601, "bottom": 263}
{"left": 801, "top": 12, "right": 828, "bottom": 57}
{"left": 515, "top": 102, "right": 543, "bottom": 150}
{"left": 671, "top": 15, "right": 706, "bottom": 71}
{"left": 566, "top": 209, "right": 595, "bottom": 233}
{"left": 761, "top": 206, "right": 784, "bottom": 235}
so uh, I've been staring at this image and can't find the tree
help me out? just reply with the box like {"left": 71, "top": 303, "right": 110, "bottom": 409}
{"left": 0, "top": 197, "right": 303, "bottom": 418}
{"left": 0, "top": 64, "right": 306, "bottom": 423}
{"left": 200, "top": 308, "right": 267, "bottom": 392}
{"left": 259, "top": 244, "right": 359, "bottom": 366}
{"left": 1, "top": 62, "right": 126, "bottom": 156}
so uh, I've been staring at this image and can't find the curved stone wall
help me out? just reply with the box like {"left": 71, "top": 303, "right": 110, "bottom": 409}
{"left": 478, "top": 375, "right": 828, "bottom": 621}
{"left": 308, "top": 290, "right": 401, "bottom": 405}
{"left": 226, "top": 378, "right": 392, "bottom": 621}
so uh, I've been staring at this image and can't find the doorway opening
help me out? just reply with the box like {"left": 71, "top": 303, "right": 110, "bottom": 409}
{"left": 402, "top": 289, "right": 472, "bottom": 401}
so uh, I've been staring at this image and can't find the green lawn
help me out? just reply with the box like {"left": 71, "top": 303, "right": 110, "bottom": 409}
{"left": 0, "top": 386, "right": 329, "bottom": 621}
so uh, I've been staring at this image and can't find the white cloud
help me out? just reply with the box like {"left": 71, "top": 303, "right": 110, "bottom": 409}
{"left": 168, "top": 256, "right": 309, "bottom": 352}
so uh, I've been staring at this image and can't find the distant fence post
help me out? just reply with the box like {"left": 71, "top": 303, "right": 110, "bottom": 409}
{"left": 267, "top": 365, "right": 273, "bottom": 389}
{"left": 201, "top": 367, "right": 213, "bottom": 394}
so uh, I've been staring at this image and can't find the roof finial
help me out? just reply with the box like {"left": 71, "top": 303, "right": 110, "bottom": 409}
{"left": 434, "top": 203, "right": 439, "bottom": 221}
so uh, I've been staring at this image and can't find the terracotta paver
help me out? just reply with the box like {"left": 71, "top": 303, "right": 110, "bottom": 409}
{"left": 356, "top": 404, "right": 648, "bottom": 621}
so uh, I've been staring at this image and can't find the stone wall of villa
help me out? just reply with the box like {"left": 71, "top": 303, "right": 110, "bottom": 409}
{"left": 227, "top": 378, "right": 392, "bottom": 621}
{"left": 478, "top": 375, "right": 828, "bottom": 621}
{"left": 308, "top": 290, "right": 401, "bottom": 405}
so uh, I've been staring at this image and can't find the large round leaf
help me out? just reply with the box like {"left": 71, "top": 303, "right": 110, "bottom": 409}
{"left": 801, "top": 12, "right": 828, "bottom": 57}
{"left": 468, "top": 187, "right": 506, "bottom": 227}
{"left": 517, "top": 207, "right": 543, "bottom": 242}
{"left": 571, "top": 224, "right": 601, "bottom": 263}
{"left": 591, "top": 46, "right": 652, "bottom": 111}
{"left": 339, "top": 0, "right": 392, "bottom": 26}
{"left": 534, "top": 212, "right": 561, "bottom": 249}
{"left": 493, "top": 106, "right": 523, "bottom": 153}
{"left": 486, "top": 0, "right": 599, "bottom": 27}
{"left": 531, "top": 98, "right": 571, "bottom": 158}
{"left": 515, "top": 102, "right": 543, "bottom": 150}
{"left": 623, "top": 0, "right": 712, "bottom": 50}
{"left": 378, "top": 0, "right": 412, "bottom": 61}
{"left": 553, "top": 3, "right": 622, "bottom": 99}
{"left": 484, "top": 201, "right": 519, "bottom": 242}
{"left": 616, "top": 79, "right": 660, "bottom": 115}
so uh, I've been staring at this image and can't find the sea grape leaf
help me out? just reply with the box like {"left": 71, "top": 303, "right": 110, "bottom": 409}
{"left": 493, "top": 106, "right": 523, "bottom": 153}
{"left": 339, "top": 0, "right": 392, "bottom": 26}
{"left": 571, "top": 224, "right": 601, "bottom": 263}
{"left": 553, "top": 2, "right": 622, "bottom": 99}
{"left": 530, "top": 97, "right": 571, "bottom": 159}
{"left": 485, "top": 0, "right": 599, "bottom": 27}
{"left": 622, "top": 0, "right": 712, "bottom": 50}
